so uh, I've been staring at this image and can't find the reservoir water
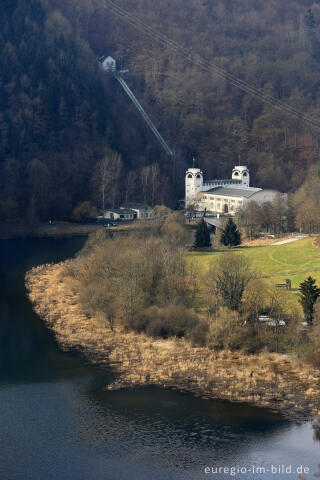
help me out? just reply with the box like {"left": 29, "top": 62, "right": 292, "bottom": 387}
{"left": 0, "top": 237, "right": 319, "bottom": 480}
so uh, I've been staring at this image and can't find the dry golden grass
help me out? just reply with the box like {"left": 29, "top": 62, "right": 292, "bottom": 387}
{"left": 25, "top": 262, "right": 320, "bottom": 420}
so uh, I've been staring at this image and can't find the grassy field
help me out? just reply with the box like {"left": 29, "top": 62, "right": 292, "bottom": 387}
{"left": 191, "top": 237, "right": 320, "bottom": 289}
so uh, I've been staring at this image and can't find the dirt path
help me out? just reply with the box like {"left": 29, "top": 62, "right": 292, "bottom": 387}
{"left": 272, "top": 236, "right": 307, "bottom": 246}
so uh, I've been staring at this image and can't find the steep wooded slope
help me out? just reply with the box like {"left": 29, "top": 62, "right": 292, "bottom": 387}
{"left": 2, "top": 0, "right": 320, "bottom": 222}
{"left": 84, "top": 0, "right": 320, "bottom": 187}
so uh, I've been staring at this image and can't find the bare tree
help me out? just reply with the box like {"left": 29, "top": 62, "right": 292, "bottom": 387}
{"left": 211, "top": 254, "right": 257, "bottom": 311}
{"left": 95, "top": 154, "right": 109, "bottom": 211}
{"left": 94, "top": 152, "right": 123, "bottom": 210}
{"left": 124, "top": 170, "right": 137, "bottom": 204}
{"left": 150, "top": 162, "right": 159, "bottom": 206}
{"left": 141, "top": 165, "right": 151, "bottom": 204}
{"left": 109, "top": 153, "right": 122, "bottom": 209}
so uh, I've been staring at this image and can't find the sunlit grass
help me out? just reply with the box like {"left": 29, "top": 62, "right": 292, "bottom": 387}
{"left": 190, "top": 237, "right": 320, "bottom": 289}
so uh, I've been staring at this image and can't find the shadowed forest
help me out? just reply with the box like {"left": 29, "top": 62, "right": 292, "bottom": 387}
{"left": 2, "top": 0, "right": 320, "bottom": 223}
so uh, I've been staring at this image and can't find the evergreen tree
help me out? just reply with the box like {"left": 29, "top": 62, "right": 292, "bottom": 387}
{"left": 299, "top": 276, "right": 320, "bottom": 324}
{"left": 221, "top": 217, "right": 241, "bottom": 248}
{"left": 194, "top": 219, "right": 211, "bottom": 248}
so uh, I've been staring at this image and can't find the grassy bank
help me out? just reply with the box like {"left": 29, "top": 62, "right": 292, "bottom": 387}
{"left": 191, "top": 237, "right": 320, "bottom": 289}
{"left": 26, "top": 261, "right": 320, "bottom": 420}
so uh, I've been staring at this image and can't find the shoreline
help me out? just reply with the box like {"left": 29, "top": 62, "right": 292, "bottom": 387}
{"left": 0, "top": 220, "right": 160, "bottom": 240}
{"left": 0, "top": 222, "right": 102, "bottom": 240}
{"left": 26, "top": 262, "right": 320, "bottom": 421}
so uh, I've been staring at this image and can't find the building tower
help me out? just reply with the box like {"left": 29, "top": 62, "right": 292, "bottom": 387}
{"left": 232, "top": 165, "right": 250, "bottom": 187}
{"left": 185, "top": 168, "right": 203, "bottom": 205}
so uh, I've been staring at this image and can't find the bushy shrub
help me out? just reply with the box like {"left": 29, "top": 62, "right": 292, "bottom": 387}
{"left": 128, "top": 305, "right": 199, "bottom": 339}
{"left": 299, "top": 344, "right": 320, "bottom": 368}
{"left": 128, "top": 305, "right": 158, "bottom": 333}
{"left": 204, "top": 307, "right": 263, "bottom": 353}
{"left": 239, "top": 325, "right": 266, "bottom": 354}
{"left": 188, "top": 321, "right": 209, "bottom": 347}
{"left": 207, "top": 307, "right": 243, "bottom": 350}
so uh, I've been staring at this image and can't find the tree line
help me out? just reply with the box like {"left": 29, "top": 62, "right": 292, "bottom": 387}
{"left": 0, "top": 0, "right": 180, "bottom": 227}
{"left": 231, "top": 164, "right": 320, "bottom": 237}
{"left": 4, "top": 0, "right": 320, "bottom": 224}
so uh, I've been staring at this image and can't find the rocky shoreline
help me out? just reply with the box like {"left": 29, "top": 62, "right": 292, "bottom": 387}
{"left": 26, "top": 262, "right": 320, "bottom": 421}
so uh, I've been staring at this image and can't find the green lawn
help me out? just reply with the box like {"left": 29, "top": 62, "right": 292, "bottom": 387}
{"left": 191, "top": 237, "right": 320, "bottom": 289}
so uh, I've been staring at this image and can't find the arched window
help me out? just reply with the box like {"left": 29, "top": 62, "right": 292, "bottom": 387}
{"left": 243, "top": 172, "right": 248, "bottom": 177}
{"left": 196, "top": 174, "right": 201, "bottom": 179}
{"left": 187, "top": 174, "right": 193, "bottom": 179}
{"left": 224, "top": 204, "right": 229, "bottom": 213}
{"left": 233, "top": 171, "right": 239, "bottom": 176}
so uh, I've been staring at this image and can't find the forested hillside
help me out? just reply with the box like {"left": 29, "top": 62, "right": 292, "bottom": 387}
{"left": 2, "top": 0, "right": 320, "bottom": 223}
{"left": 86, "top": 0, "right": 320, "bottom": 189}
{"left": 0, "top": 0, "right": 111, "bottom": 222}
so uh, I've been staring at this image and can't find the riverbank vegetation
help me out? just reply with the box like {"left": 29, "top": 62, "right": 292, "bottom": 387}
{"left": 53, "top": 215, "right": 320, "bottom": 372}
{"left": 26, "top": 237, "right": 320, "bottom": 419}
{"left": 66, "top": 221, "right": 200, "bottom": 340}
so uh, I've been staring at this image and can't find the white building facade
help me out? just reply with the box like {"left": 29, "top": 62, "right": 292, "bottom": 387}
{"left": 99, "top": 55, "right": 117, "bottom": 72}
{"left": 185, "top": 165, "right": 285, "bottom": 215}
{"left": 120, "top": 203, "right": 154, "bottom": 219}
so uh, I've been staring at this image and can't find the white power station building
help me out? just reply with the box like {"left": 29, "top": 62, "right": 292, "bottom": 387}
{"left": 185, "top": 165, "right": 285, "bottom": 215}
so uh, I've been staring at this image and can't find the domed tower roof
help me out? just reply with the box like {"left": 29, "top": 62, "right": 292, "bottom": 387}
{"left": 232, "top": 165, "right": 250, "bottom": 186}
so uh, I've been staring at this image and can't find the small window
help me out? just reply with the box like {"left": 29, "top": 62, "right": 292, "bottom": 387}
{"left": 233, "top": 171, "right": 239, "bottom": 176}
{"left": 196, "top": 174, "right": 201, "bottom": 179}
{"left": 187, "top": 174, "right": 193, "bottom": 178}
{"left": 243, "top": 172, "right": 248, "bottom": 177}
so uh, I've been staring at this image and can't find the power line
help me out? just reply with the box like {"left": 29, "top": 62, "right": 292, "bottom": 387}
{"left": 101, "top": 0, "right": 320, "bottom": 131}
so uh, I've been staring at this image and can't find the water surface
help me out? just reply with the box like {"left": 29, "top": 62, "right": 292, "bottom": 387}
{"left": 0, "top": 237, "right": 319, "bottom": 480}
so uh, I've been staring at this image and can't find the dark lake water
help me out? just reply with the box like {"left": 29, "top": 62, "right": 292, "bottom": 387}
{"left": 0, "top": 236, "right": 319, "bottom": 480}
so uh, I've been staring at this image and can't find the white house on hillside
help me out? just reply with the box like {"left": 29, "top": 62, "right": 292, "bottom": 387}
{"left": 185, "top": 165, "right": 285, "bottom": 215}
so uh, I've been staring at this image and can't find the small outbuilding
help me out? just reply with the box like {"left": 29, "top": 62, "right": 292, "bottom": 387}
{"left": 120, "top": 203, "right": 154, "bottom": 220}
{"left": 99, "top": 56, "right": 117, "bottom": 72}
{"left": 104, "top": 208, "right": 136, "bottom": 221}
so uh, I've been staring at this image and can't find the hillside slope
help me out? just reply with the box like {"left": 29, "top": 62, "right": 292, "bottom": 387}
{"left": 76, "top": 0, "right": 320, "bottom": 187}
{"left": 2, "top": 0, "right": 320, "bottom": 222}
